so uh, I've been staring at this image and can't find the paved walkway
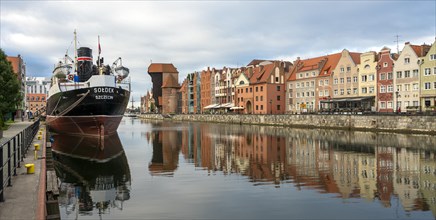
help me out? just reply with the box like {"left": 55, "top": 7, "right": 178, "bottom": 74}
{"left": 0, "top": 120, "right": 45, "bottom": 220}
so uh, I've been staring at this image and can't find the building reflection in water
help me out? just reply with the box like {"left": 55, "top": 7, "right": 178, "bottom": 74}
{"left": 146, "top": 121, "right": 436, "bottom": 217}
{"left": 51, "top": 133, "right": 131, "bottom": 217}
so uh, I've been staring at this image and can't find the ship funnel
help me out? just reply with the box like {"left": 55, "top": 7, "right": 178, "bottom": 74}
{"left": 77, "top": 47, "right": 94, "bottom": 82}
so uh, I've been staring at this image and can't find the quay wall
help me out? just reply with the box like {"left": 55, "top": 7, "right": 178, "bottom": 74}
{"left": 138, "top": 114, "right": 436, "bottom": 135}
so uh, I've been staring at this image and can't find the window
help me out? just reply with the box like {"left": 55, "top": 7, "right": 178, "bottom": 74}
{"left": 306, "top": 72, "right": 309, "bottom": 77}
{"left": 405, "top": 84, "right": 410, "bottom": 91}
{"left": 277, "top": 105, "right": 280, "bottom": 110}
{"left": 387, "top": 72, "right": 393, "bottom": 79}
{"left": 424, "top": 68, "right": 431, "bottom": 76}
{"left": 353, "top": 76, "right": 358, "bottom": 83}
{"left": 380, "top": 102, "right": 386, "bottom": 109}
{"left": 319, "top": 91, "right": 324, "bottom": 97}
{"left": 397, "top": 85, "right": 402, "bottom": 91}
{"left": 347, "top": 66, "right": 351, "bottom": 72}
{"left": 387, "top": 102, "right": 393, "bottom": 108}
{"left": 288, "top": 83, "right": 293, "bottom": 89}
{"left": 325, "top": 79, "right": 329, "bottom": 85}
{"left": 369, "top": 74, "right": 375, "bottom": 81}
{"left": 296, "top": 83, "right": 300, "bottom": 88}
{"left": 277, "top": 86, "right": 280, "bottom": 91}
{"left": 364, "top": 64, "right": 370, "bottom": 69}
{"left": 361, "top": 75, "right": 367, "bottom": 82}
{"left": 413, "top": 69, "right": 418, "bottom": 77}
{"left": 430, "top": 54, "right": 436, "bottom": 60}
{"left": 275, "top": 77, "right": 279, "bottom": 82}
{"left": 256, "top": 96, "right": 258, "bottom": 101}
{"left": 353, "top": 88, "right": 358, "bottom": 94}
{"left": 256, "top": 87, "right": 258, "bottom": 92}
{"left": 325, "top": 90, "right": 329, "bottom": 96}
{"left": 296, "top": 93, "right": 300, "bottom": 98}
{"left": 405, "top": 70, "right": 410, "bottom": 78}
{"left": 277, "top": 96, "right": 281, "bottom": 101}
{"left": 347, "top": 88, "right": 351, "bottom": 95}
{"left": 250, "top": 88, "right": 252, "bottom": 92}
{"left": 334, "top": 90, "right": 338, "bottom": 95}
{"left": 340, "top": 67, "right": 344, "bottom": 73}
{"left": 387, "top": 85, "right": 393, "bottom": 92}
{"left": 383, "top": 62, "right": 388, "bottom": 67}
{"left": 413, "top": 83, "right": 419, "bottom": 91}
{"left": 301, "top": 82, "right": 304, "bottom": 88}
{"left": 311, "top": 81, "right": 314, "bottom": 87}
{"left": 256, "top": 105, "right": 259, "bottom": 110}
{"left": 396, "top": 71, "right": 402, "bottom": 78}
{"left": 334, "top": 79, "right": 338, "bottom": 84}
{"left": 347, "top": 77, "right": 351, "bottom": 83}
{"left": 404, "top": 58, "right": 410, "bottom": 64}
{"left": 362, "top": 87, "right": 367, "bottom": 94}
{"left": 306, "top": 82, "right": 309, "bottom": 87}
{"left": 424, "top": 82, "right": 431, "bottom": 90}
{"left": 299, "top": 73, "right": 303, "bottom": 78}
{"left": 369, "top": 87, "right": 374, "bottom": 94}
{"left": 312, "top": 72, "right": 316, "bottom": 76}
{"left": 260, "top": 96, "right": 263, "bottom": 101}
{"left": 319, "top": 80, "right": 323, "bottom": 86}
{"left": 340, "top": 78, "right": 344, "bottom": 84}
{"left": 340, "top": 89, "right": 344, "bottom": 95}
{"left": 380, "top": 73, "right": 386, "bottom": 80}
{"left": 434, "top": 67, "right": 436, "bottom": 75}
{"left": 380, "top": 85, "right": 386, "bottom": 93}
{"left": 245, "top": 88, "right": 248, "bottom": 93}
{"left": 260, "top": 105, "right": 263, "bottom": 110}
{"left": 434, "top": 82, "right": 436, "bottom": 89}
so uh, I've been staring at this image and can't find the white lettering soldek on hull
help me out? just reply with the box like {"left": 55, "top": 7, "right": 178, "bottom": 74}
{"left": 94, "top": 87, "right": 115, "bottom": 93}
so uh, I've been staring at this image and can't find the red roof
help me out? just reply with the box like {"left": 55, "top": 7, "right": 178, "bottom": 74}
{"left": 148, "top": 63, "right": 178, "bottom": 73}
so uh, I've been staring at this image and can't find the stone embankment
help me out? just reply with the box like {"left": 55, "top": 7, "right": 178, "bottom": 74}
{"left": 139, "top": 114, "right": 436, "bottom": 135}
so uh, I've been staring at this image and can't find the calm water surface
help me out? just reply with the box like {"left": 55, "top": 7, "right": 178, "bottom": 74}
{"left": 53, "top": 117, "right": 436, "bottom": 219}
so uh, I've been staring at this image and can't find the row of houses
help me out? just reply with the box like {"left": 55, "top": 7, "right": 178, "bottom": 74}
{"left": 144, "top": 39, "right": 436, "bottom": 115}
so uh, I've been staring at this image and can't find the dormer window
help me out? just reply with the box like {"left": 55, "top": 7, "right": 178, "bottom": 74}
{"left": 404, "top": 58, "right": 410, "bottom": 64}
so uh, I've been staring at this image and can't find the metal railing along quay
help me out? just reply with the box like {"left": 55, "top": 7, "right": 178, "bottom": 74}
{"left": 0, "top": 119, "right": 40, "bottom": 202}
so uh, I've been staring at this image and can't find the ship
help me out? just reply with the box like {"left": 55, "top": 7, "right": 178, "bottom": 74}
{"left": 46, "top": 30, "right": 130, "bottom": 136}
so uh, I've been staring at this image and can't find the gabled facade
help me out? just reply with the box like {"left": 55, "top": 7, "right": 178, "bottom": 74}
{"left": 234, "top": 67, "right": 252, "bottom": 113}
{"left": 316, "top": 53, "right": 341, "bottom": 111}
{"left": 332, "top": 49, "right": 361, "bottom": 99}
{"left": 393, "top": 42, "right": 430, "bottom": 112}
{"left": 179, "top": 79, "right": 188, "bottom": 114}
{"left": 249, "top": 60, "right": 288, "bottom": 114}
{"left": 419, "top": 39, "right": 436, "bottom": 112}
{"left": 358, "top": 51, "right": 377, "bottom": 100}
{"left": 376, "top": 47, "right": 397, "bottom": 112}
{"left": 186, "top": 71, "right": 201, "bottom": 114}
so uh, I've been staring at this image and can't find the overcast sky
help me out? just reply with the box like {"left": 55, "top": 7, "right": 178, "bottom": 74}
{"left": 1, "top": 0, "right": 435, "bottom": 103}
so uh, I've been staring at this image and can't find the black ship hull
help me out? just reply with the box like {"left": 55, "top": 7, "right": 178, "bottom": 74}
{"left": 46, "top": 86, "right": 130, "bottom": 136}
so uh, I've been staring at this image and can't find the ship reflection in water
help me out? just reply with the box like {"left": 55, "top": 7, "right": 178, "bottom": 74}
{"left": 143, "top": 121, "right": 436, "bottom": 218}
{"left": 52, "top": 133, "right": 131, "bottom": 218}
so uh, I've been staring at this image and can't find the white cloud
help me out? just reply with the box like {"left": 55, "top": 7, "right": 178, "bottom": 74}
{"left": 1, "top": 0, "right": 435, "bottom": 98}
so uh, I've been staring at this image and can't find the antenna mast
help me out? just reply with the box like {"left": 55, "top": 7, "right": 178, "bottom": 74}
{"left": 74, "top": 29, "right": 78, "bottom": 74}
{"left": 394, "top": 34, "right": 401, "bottom": 54}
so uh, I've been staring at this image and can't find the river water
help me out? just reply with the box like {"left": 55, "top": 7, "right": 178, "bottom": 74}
{"left": 53, "top": 117, "right": 436, "bottom": 219}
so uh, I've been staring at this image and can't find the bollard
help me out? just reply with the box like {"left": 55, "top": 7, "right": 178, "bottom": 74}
{"left": 34, "top": 144, "right": 40, "bottom": 151}
{"left": 37, "top": 135, "right": 42, "bottom": 140}
{"left": 25, "top": 164, "right": 35, "bottom": 174}
{"left": 38, "top": 131, "right": 42, "bottom": 135}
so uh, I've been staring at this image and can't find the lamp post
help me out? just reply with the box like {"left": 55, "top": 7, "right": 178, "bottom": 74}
{"left": 270, "top": 99, "right": 272, "bottom": 114}
{"left": 395, "top": 91, "right": 399, "bottom": 114}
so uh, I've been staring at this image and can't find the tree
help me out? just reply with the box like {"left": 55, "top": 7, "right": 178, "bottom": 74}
{"left": 0, "top": 49, "right": 20, "bottom": 128}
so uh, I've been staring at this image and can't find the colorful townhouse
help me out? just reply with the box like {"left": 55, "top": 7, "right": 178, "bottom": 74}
{"left": 234, "top": 66, "right": 254, "bottom": 113}
{"left": 358, "top": 51, "right": 378, "bottom": 111}
{"left": 393, "top": 42, "right": 430, "bottom": 113}
{"left": 420, "top": 39, "right": 436, "bottom": 112}
{"left": 25, "top": 76, "right": 51, "bottom": 116}
{"left": 376, "top": 47, "right": 397, "bottom": 112}
{"left": 186, "top": 71, "right": 201, "bottom": 114}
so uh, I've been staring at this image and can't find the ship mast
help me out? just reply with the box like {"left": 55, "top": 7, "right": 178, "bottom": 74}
{"left": 74, "top": 29, "right": 78, "bottom": 74}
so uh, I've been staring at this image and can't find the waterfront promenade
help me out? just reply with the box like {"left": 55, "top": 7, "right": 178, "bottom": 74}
{"left": 0, "top": 121, "right": 45, "bottom": 220}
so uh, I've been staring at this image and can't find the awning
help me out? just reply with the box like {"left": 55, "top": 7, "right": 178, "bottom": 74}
{"left": 220, "top": 103, "right": 234, "bottom": 108}
{"left": 320, "top": 96, "right": 374, "bottom": 103}
{"left": 230, "top": 106, "right": 244, "bottom": 110}
{"left": 204, "top": 104, "right": 219, "bottom": 109}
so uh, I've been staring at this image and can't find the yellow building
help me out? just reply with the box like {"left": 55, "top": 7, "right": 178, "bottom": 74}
{"left": 358, "top": 51, "right": 378, "bottom": 110}
{"left": 419, "top": 39, "right": 436, "bottom": 112}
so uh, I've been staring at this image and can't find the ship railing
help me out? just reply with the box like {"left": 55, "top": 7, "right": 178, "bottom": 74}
{"left": 59, "top": 82, "right": 88, "bottom": 92}
{"left": 0, "top": 119, "right": 40, "bottom": 202}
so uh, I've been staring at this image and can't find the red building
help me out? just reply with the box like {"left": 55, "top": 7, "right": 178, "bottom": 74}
{"left": 148, "top": 63, "right": 180, "bottom": 114}
{"left": 376, "top": 47, "right": 397, "bottom": 112}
